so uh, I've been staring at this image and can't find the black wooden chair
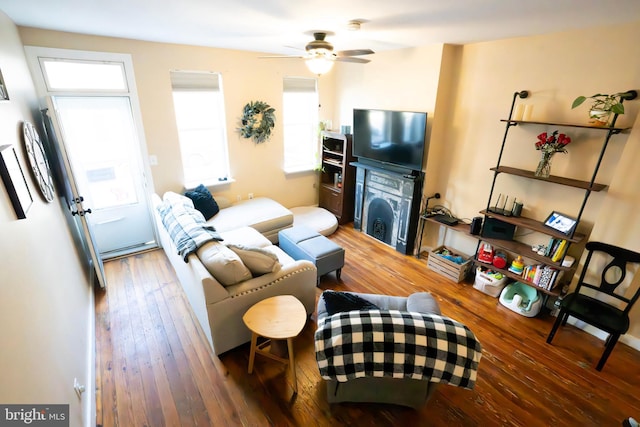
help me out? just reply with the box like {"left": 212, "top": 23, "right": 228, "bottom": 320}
{"left": 546, "top": 241, "right": 640, "bottom": 371}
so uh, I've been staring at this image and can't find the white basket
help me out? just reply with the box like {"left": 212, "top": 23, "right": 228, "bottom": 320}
{"left": 473, "top": 267, "right": 508, "bottom": 297}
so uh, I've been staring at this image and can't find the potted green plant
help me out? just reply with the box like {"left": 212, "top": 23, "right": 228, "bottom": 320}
{"left": 571, "top": 92, "right": 631, "bottom": 127}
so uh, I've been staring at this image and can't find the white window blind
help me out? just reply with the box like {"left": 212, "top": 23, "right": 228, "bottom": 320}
{"left": 170, "top": 70, "right": 230, "bottom": 188}
{"left": 283, "top": 77, "right": 319, "bottom": 173}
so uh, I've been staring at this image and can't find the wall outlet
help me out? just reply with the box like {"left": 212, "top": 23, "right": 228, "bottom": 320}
{"left": 148, "top": 154, "right": 158, "bottom": 166}
{"left": 236, "top": 195, "right": 241, "bottom": 202}
{"left": 248, "top": 193, "right": 254, "bottom": 199}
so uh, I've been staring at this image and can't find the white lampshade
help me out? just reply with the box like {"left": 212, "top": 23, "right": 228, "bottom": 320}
{"left": 305, "top": 56, "right": 334, "bottom": 75}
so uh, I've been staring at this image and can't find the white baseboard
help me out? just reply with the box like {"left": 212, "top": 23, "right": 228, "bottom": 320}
{"left": 622, "top": 333, "right": 640, "bottom": 351}
{"left": 568, "top": 318, "right": 640, "bottom": 351}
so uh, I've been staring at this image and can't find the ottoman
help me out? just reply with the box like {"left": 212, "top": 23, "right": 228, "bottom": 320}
{"left": 278, "top": 226, "right": 345, "bottom": 283}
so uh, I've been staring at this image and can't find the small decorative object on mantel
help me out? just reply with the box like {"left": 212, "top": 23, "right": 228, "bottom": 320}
{"left": 534, "top": 130, "right": 571, "bottom": 178}
{"left": 571, "top": 90, "right": 637, "bottom": 127}
{"left": 238, "top": 100, "right": 275, "bottom": 144}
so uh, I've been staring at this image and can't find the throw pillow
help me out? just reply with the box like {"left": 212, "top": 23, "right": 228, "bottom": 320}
{"left": 407, "top": 292, "right": 441, "bottom": 315}
{"left": 163, "top": 191, "right": 194, "bottom": 209}
{"left": 322, "top": 290, "right": 380, "bottom": 316}
{"left": 184, "top": 184, "right": 220, "bottom": 220}
{"left": 227, "top": 244, "right": 281, "bottom": 276}
{"left": 197, "top": 241, "right": 252, "bottom": 286}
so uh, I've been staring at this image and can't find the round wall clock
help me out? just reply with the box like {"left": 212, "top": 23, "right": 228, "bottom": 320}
{"left": 23, "top": 121, "right": 55, "bottom": 202}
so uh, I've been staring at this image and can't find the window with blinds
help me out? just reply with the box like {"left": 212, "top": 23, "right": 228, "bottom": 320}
{"left": 282, "top": 77, "right": 319, "bottom": 173}
{"left": 170, "top": 70, "right": 230, "bottom": 188}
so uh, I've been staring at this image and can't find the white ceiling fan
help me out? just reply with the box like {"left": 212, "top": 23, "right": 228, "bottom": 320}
{"left": 261, "top": 30, "right": 375, "bottom": 75}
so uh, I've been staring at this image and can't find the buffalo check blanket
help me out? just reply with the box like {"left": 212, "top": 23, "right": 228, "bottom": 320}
{"left": 157, "top": 200, "right": 223, "bottom": 262}
{"left": 315, "top": 310, "right": 482, "bottom": 389}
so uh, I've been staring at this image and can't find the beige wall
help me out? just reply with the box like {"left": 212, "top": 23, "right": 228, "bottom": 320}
{"left": 445, "top": 22, "right": 640, "bottom": 341}
{"left": 19, "top": 28, "right": 337, "bottom": 209}
{"left": 0, "top": 11, "right": 92, "bottom": 427}
{"left": 333, "top": 43, "right": 445, "bottom": 158}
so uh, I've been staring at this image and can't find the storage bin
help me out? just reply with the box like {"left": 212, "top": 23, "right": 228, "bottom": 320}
{"left": 427, "top": 246, "right": 472, "bottom": 283}
{"left": 473, "top": 266, "right": 508, "bottom": 297}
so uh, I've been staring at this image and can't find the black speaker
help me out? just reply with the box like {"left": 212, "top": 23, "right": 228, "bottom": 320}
{"left": 481, "top": 217, "right": 516, "bottom": 240}
{"left": 470, "top": 217, "right": 483, "bottom": 235}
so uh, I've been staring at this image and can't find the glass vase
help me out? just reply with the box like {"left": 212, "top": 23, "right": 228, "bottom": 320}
{"left": 535, "top": 152, "right": 554, "bottom": 178}
{"left": 589, "top": 109, "right": 612, "bottom": 127}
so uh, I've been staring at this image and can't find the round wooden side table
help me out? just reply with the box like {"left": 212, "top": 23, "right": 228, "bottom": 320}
{"left": 242, "top": 295, "right": 307, "bottom": 394}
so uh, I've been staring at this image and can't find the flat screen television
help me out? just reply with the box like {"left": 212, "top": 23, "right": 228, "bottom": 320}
{"left": 353, "top": 108, "right": 427, "bottom": 172}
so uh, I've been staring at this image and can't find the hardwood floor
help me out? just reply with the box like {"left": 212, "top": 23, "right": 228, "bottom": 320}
{"left": 96, "top": 224, "right": 640, "bottom": 426}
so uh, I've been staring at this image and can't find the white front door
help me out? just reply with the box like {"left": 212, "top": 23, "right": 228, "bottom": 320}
{"left": 42, "top": 107, "right": 107, "bottom": 288}
{"left": 49, "top": 96, "right": 155, "bottom": 256}
{"left": 25, "top": 47, "right": 157, "bottom": 259}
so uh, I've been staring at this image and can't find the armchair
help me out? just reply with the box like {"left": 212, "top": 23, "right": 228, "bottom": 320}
{"left": 314, "top": 291, "right": 482, "bottom": 408}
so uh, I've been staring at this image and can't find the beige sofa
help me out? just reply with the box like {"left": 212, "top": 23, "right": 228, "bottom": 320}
{"left": 206, "top": 196, "right": 294, "bottom": 243}
{"left": 153, "top": 193, "right": 317, "bottom": 355}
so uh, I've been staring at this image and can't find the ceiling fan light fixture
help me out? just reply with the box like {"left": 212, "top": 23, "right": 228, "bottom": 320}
{"left": 305, "top": 55, "right": 334, "bottom": 75}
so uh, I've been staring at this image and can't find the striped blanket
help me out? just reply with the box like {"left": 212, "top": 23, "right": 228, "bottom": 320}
{"left": 315, "top": 310, "right": 482, "bottom": 389}
{"left": 157, "top": 199, "right": 223, "bottom": 262}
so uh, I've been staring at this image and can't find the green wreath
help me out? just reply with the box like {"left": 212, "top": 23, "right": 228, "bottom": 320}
{"left": 238, "top": 100, "right": 276, "bottom": 144}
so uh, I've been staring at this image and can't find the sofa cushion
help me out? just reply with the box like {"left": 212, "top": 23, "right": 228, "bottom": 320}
{"left": 227, "top": 244, "right": 281, "bottom": 275}
{"left": 184, "top": 184, "right": 220, "bottom": 220}
{"left": 197, "top": 241, "right": 252, "bottom": 286}
{"left": 219, "top": 227, "right": 272, "bottom": 248}
{"left": 206, "top": 197, "right": 293, "bottom": 234}
{"left": 321, "top": 290, "right": 380, "bottom": 316}
{"left": 261, "top": 246, "right": 295, "bottom": 266}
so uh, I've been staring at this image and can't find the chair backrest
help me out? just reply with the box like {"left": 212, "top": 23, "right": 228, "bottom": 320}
{"left": 574, "top": 241, "right": 640, "bottom": 314}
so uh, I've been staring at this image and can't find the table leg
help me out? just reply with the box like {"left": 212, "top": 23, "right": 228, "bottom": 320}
{"left": 287, "top": 337, "right": 297, "bottom": 394}
{"left": 248, "top": 332, "right": 258, "bottom": 374}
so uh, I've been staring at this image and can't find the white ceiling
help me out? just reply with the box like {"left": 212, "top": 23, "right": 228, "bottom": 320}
{"left": 2, "top": 0, "right": 640, "bottom": 56}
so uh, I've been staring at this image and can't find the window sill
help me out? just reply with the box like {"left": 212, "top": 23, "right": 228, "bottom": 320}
{"left": 283, "top": 166, "right": 317, "bottom": 176}
{"left": 184, "top": 178, "right": 235, "bottom": 191}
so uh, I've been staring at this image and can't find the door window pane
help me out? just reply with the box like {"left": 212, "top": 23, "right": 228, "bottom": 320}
{"left": 41, "top": 59, "right": 127, "bottom": 91}
{"left": 53, "top": 96, "right": 140, "bottom": 210}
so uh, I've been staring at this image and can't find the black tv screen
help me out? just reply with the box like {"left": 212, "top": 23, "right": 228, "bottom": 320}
{"left": 353, "top": 109, "right": 427, "bottom": 171}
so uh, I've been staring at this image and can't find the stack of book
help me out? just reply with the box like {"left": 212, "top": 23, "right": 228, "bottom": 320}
{"left": 521, "top": 264, "right": 563, "bottom": 291}
{"left": 545, "top": 238, "right": 568, "bottom": 262}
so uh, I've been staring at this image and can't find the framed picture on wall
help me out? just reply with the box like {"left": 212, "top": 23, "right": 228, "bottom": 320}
{"left": 0, "top": 144, "right": 33, "bottom": 219}
{"left": 0, "top": 68, "right": 9, "bottom": 101}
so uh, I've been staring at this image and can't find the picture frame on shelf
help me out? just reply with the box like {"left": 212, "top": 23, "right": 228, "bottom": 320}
{"left": 543, "top": 211, "right": 577, "bottom": 236}
{"left": 0, "top": 144, "right": 33, "bottom": 219}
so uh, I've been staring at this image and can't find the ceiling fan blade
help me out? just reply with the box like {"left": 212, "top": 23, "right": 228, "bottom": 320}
{"left": 337, "top": 49, "right": 375, "bottom": 57}
{"left": 336, "top": 57, "right": 371, "bottom": 64}
{"left": 258, "top": 55, "right": 305, "bottom": 59}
